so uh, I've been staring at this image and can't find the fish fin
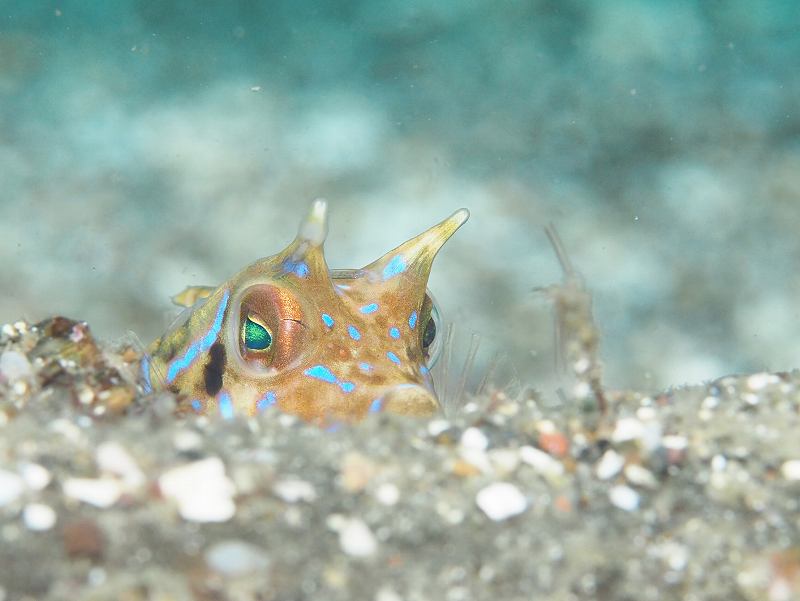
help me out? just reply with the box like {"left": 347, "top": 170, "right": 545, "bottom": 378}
{"left": 124, "top": 330, "right": 164, "bottom": 393}
{"left": 171, "top": 286, "right": 215, "bottom": 308}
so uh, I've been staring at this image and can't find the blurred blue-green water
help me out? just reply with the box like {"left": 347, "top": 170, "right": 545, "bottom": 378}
{"left": 1, "top": 1, "right": 799, "bottom": 392}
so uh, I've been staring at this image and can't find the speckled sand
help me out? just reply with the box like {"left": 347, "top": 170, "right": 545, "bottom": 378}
{"left": 1, "top": 305, "right": 798, "bottom": 600}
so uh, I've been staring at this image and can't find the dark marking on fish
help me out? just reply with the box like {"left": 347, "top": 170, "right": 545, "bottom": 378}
{"left": 204, "top": 342, "right": 226, "bottom": 396}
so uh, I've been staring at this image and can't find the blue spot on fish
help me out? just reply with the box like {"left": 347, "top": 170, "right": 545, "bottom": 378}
{"left": 382, "top": 254, "right": 407, "bottom": 280}
{"left": 321, "top": 313, "right": 334, "bottom": 328}
{"left": 190, "top": 399, "right": 203, "bottom": 412}
{"left": 304, "top": 365, "right": 356, "bottom": 395}
{"left": 348, "top": 325, "right": 362, "bottom": 341}
{"left": 369, "top": 398, "right": 383, "bottom": 413}
{"left": 167, "top": 290, "right": 230, "bottom": 383}
{"left": 360, "top": 303, "right": 379, "bottom": 314}
{"left": 409, "top": 310, "right": 418, "bottom": 329}
{"left": 256, "top": 391, "right": 277, "bottom": 412}
{"left": 389, "top": 327, "right": 400, "bottom": 339}
{"left": 358, "top": 362, "right": 372, "bottom": 372}
{"left": 218, "top": 391, "right": 234, "bottom": 420}
{"left": 282, "top": 258, "right": 309, "bottom": 278}
{"left": 420, "top": 365, "right": 429, "bottom": 375}
{"left": 304, "top": 364, "right": 338, "bottom": 383}
{"left": 140, "top": 355, "right": 152, "bottom": 393}
{"left": 387, "top": 351, "right": 401, "bottom": 365}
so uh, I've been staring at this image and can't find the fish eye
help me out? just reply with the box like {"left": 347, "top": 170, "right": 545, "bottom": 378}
{"left": 420, "top": 293, "right": 443, "bottom": 367}
{"left": 422, "top": 314, "right": 437, "bottom": 350}
{"left": 231, "top": 284, "right": 312, "bottom": 376}
{"left": 242, "top": 315, "right": 273, "bottom": 351}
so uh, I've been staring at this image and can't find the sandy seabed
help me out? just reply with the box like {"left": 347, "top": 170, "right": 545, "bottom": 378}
{"left": 0, "top": 300, "right": 798, "bottom": 601}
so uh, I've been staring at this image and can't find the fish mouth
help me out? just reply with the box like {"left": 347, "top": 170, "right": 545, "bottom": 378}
{"left": 376, "top": 383, "right": 440, "bottom": 417}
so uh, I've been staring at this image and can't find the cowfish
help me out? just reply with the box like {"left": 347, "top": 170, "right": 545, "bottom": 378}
{"left": 142, "top": 200, "right": 469, "bottom": 424}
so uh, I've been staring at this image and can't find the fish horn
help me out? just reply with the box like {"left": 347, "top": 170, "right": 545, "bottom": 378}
{"left": 362, "top": 208, "right": 470, "bottom": 284}
{"left": 275, "top": 198, "right": 332, "bottom": 282}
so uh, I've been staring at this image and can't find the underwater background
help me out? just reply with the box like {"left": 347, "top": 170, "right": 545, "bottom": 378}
{"left": 1, "top": 1, "right": 799, "bottom": 394}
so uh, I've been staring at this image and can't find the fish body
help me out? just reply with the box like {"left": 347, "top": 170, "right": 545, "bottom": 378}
{"left": 144, "top": 200, "right": 468, "bottom": 424}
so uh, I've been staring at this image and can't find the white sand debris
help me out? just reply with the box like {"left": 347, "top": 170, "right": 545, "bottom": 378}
{"left": 333, "top": 517, "right": 378, "bottom": 558}
{"left": 746, "top": 372, "right": 779, "bottom": 391}
{"left": 273, "top": 478, "right": 317, "bottom": 503}
{"left": 0, "top": 469, "right": 24, "bottom": 507}
{"left": 97, "top": 441, "right": 145, "bottom": 489}
{"left": 20, "top": 463, "right": 51, "bottom": 491}
{"left": 205, "top": 539, "right": 270, "bottom": 577}
{"left": 780, "top": 459, "right": 800, "bottom": 481}
{"left": 625, "top": 464, "right": 659, "bottom": 489}
{"left": 374, "top": 483, "right": 400, "bottom": 506}
{"left": 476, "top": 482, "right": 528, "bottom": 521}
{"left": 23, "top": 503, "right": 57, "bottom": 531}
{"left": 0, "top": 350, "right": 32, "bottom": 383}
{"left": 159, "top": 458, "right": 236, "bottom": 522}
{"left": 519, "top": 445, "right": 565, "bottom": 479}
{"left": 596, "top": 450, "right": 625, "bottom": 480}
{"left": 460, "top": 427, "right": 489, "bottom": 451}
{"left": 63, "top": 478, "right": 122, "bottom": 508}
{"left": 609, "top": 485, "right": 640, "bottom": 511}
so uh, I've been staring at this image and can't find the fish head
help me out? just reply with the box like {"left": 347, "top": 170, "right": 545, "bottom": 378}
{"left": 146, "top": 200, "right": 469, "bottom": 424}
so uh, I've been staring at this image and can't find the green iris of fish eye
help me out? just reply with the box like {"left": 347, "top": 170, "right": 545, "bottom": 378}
{"left": 243, "top": 317, "right": 272, "bottom": 350}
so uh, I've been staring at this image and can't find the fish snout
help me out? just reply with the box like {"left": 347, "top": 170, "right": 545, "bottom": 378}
{"left": 380, "top": 383, "right": 440, "bottom": 417}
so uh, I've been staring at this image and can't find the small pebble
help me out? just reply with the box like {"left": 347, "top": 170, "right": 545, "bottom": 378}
{"left": 172, "top": 429, "right": 204, "bottom": 452}
{"left": 23, "top": 503, "right": 56, "bottom": 531}
{"left": 205, "top": 539, "right": 270, "bottom": 577}
{"left": 746, "top": 372, "right": 778, "bottom": 391}
{"left": 374, "top": 483, "right": 400, "bottom": 506}
{"left": 596, "top": 450, "right": 625, "bottom": 480}
{"left": 489, "top": 449, "right": 520, "bottom": 474}
{"left": 273, "top": 478, "right": 317, "bottom": 503}
{"left": 63, "top": 478, "right": 122, "bottom": 508}
{"left": 0, "top": 470, "right": 24, "bottom": 507}
{"left": 458, "top": 448, "right": 491, "bottom": 474}
{"left": 427, "top": 419, "right": 451, "bottom": 437}
{"left": 614, "top": 416, "right": 663, "bottom": 453}
{"left": 609, "top": 485, "right": 640, "bottom": 511}
{"left": 338, "top": 518, "right": 378, "bottom": 558}
{"left": 519, "top": 445, "right": 564, "bottom": 480}
{"left": 460, "top": 427, "right": 489, "bottom": 451}
{"left": 660, "top": 541, "right": 688, "bottom": 572}
{"left": 375, "top": 586, "right": 403, "bottom": 601}
{"left": 780, "top": 459, "right": 800, "bottom": 481}
{"left": 0, "top": 350, "right": 32, "bottom": 382}
{"left": 77, "top": 386, "right": 95, "bottom": 405}
{"left": 612, "top": 418, "right": 645, "bottom": 443}
{"left": 97, "top": 441, "right": 145, "bottom": 489}
{"left": 20, "top": 463, "right": 51, "bottom": 491}
{"left": 452, "top": 458, "right": 481, "bottom": 477}
{"left": 572, "top": 381, "right": 591, "bottom": 399}
{"left": 538, "top": 430, "right": 570, "bottom": 458}
{"left": 340, "top": 452, "right": 377, "bottom": 492}
{"left": 159, "top": 458, "right": 236, "bottom": 522}
{"left": 62, "top": 518, "right": 105, "bottom": 559}
{"left": 625, "top": 464, "right": 658, "bottom": 489}
{"left": 662, "top": 435, "right": 688, "bottom": 451}
{"left": 476, "top": 482, "right": 528, "bottom": 521}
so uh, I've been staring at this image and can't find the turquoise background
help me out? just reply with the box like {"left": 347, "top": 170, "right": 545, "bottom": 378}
{"left": 1, "top": 1, "right": 799, "bottom": 392}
